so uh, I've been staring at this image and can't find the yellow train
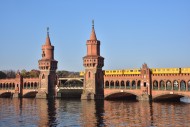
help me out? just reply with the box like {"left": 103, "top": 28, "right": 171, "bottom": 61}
{"left": 79, "top": 67, "right": 190, "bottom": 76}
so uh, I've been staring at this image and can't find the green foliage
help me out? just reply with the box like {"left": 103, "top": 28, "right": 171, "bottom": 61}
{"left": 2, "top": 70, "right": 16, "bottom": 78}
{"left": 20, "top": 69, "right": 40, "bottom": 78}
{"left": 56, "top": 70, "right": 80, "bottom": 78}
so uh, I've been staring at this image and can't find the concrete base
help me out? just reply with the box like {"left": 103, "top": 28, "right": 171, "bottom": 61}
{"left": 137, "top": 94, "right": 151, "bottom": 101}
{"left": 81, "top": 93, "right": 104, "bottom": 100}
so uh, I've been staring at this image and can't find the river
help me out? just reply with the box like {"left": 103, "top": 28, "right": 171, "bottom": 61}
{"left": 0, "top": 98, "right": 190, "bottom": 127}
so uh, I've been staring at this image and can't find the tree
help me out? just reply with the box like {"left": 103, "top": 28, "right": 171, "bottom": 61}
{"left": 0, "top": 71, "right": 7, "bottom": 79}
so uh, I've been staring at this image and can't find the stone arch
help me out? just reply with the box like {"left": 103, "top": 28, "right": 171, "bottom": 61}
{"left": 115, "top": 80, "right": 119, "bottom": 89}
{"left": 180, "top": 80, "right": 186, "bottom": 91}
{"left": 105, "top": 81, "right": 109, "bottom": 88}
{"left": 121, "top": 80, "right": 125, "bottom": 89}
{"left": 0, "top": 92, "right": 12, "bottom": 98}
{"left": 159, "top": 80, "right": 165, "bottom": 90}
{"left": 23, "top": 91, "right": 38, "bottom": 98}
{"left": 126, "top": 81, "right": 130, "bottom": 89}
{"left": 132, "top": 80, "right": 136, "bottom": 89}
{"left": 152, "top": 93, "right": 186, "bottom": 101}
{"left": 166, "top": 80, "right": 172, "bottom": 90}
{"left": 153, "top": 80, "right": 158, "bottom": 90}
{"left": 173, "top": 80, "right": 179, "bottom": 91}
{"left": 0, "top": 83, "right": 2, "bottom": 89}
{"left": 105, "top": 91, "right": 139, "bottom": 100}
{"left": 110, "top": 80, "right": 114, "bottom": 89}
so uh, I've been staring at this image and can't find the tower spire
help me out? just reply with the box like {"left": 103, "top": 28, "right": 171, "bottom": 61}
{"left": 45, "top": 27, "right": 51, "bottom": 45}
{"left": 90, "top": 20, "right": 97, "bottom": 40}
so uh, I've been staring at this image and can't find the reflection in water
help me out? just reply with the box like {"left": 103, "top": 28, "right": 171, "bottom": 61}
{"left": 0, "top": 99, "right": 190, "bottom": 127}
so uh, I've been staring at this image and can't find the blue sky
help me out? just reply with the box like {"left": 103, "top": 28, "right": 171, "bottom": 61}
{"left": 0, "top": 1, "right": 190, "bottom": 72}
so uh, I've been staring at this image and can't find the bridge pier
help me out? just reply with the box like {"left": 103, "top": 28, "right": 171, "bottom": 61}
{"left": 136, "top": 94, "right": 151, "bottom": 101}
{"left": 12, "top": 93, "right": 21, "bottom": 98}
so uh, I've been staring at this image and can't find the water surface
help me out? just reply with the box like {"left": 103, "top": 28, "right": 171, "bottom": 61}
{"left": 0, "top": 98, "right": 190, "bottom": 127}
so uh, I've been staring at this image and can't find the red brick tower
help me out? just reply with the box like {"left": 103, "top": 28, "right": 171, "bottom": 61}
{"left": 36, "top": 28, "right": 58, "bottom": 98}
{"left": 138, "top": 63, "right": 151, "bottom": 100}
{"left": 81, "top": 21, "right": 104, "bottom": 100}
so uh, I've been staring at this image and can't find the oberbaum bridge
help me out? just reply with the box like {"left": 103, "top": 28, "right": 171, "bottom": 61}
{"left": 0, "top": 22, "right": 190, "bottom": 102}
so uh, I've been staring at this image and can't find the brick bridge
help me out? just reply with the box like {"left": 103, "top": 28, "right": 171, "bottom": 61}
{"left": 0, "top": 73, "right": 39, "bottom": 98}
{"left": 1, "top": 63, "right": 190, "bottom": 101}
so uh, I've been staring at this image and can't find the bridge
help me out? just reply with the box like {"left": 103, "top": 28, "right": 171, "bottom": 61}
{"left": 1, "top": 65, "right": 190, "bottom": 101}
{"left": 57, "top": 77, "right": 83, "bottom": 98}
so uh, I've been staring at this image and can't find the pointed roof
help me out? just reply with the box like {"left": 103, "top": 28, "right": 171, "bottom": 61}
{"left": 45, "top": 27, "right": 51, "bottom": 46}
{"left": 90, "top": 20, "right": 97, "bottom": 40}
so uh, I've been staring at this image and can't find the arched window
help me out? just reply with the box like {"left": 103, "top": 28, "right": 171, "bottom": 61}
{"left": 160, "top": 80, "right": 165, "bottom": 90}
{"left": 110, "top": 81, "right": 114, "bottom": 89}
{"left": 180, "top": 80, "right": 186, "bottom": 91}
{"left": 173, "top": 80, "right": 179, "bottom": 91}
{"left": 42, "top": 74, "right": 45, "bottom": 79}
{"left": 121, "top": 81, "right": 125, "bottom": 89}
{"left": 27, "top": 82, "right": 30, "bottom": 89}
{"left": 166, "top": 80, "right": 172, "bottom": 90}
{"left": 137, "top": 80, "right": 141, "bottom": 89}
{"left": 0, "top": 83, "right": 2, "bottom": 89}
{"left": 105, "top": 81, "right": 109, "bottom": 88}
{"left": 132, "top": 80, "right": 136, "bottom": 89}
{"left": 34, "top": 82, "right": 38, "bottom": 89}
{"left": 153, "top": 80, "right": 158, "bottom": 90}
{"left": 115, "top": 81, "right": 119, "bottom": 89}
{"left": 126, "top": 81, "right": 130, "bottom": 89}
{"left": 24, "top": 83, "right": 27, "bottom": 89}
{"left": 88, "top": 72, "right": 91, "bottom": 78}
{"left": 31, "top": 82, "right": 34, "bottom": 89}
{"left": 188, "top": 81, "right": 190, "bottom": 91}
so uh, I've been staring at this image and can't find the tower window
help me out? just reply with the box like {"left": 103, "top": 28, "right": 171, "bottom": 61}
{"left": 42, "top": 74, "right": 45, "bottom": 79}
{"left": 88, "top": 72, "right": 91, "bottom": 78}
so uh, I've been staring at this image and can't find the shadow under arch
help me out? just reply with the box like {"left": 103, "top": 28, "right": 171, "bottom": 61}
{"left": 152, "top": 93, "right": 185, "bottom": 102}
{"left": 105, "top": 92, "right": 139, "bottom": 100}
{"left": 0, "top": 92, "right": 13, "bottom": 98}
{"left": 22, "top": 91, "right": 38, "bottom": 98}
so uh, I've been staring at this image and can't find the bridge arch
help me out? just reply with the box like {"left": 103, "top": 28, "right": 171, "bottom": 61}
{"left": 152, "top": 93, "right": 187, "bottom": 101}
{"left": 105, "top": 91, "right": 139, "bottom": 100}
{"left": 23, "top": 91, "right": 38, "bottom": 98}
{"left": 0, "top": 92, "right": 13, "bottom": 98}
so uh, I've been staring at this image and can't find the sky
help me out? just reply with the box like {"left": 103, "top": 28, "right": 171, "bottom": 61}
{"left": 0, "top": 1, "right": 190, "bottom": 72}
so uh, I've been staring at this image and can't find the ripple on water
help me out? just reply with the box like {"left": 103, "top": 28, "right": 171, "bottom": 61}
{"left": 0, "top": 99, "right": 190, "bottom": 127}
